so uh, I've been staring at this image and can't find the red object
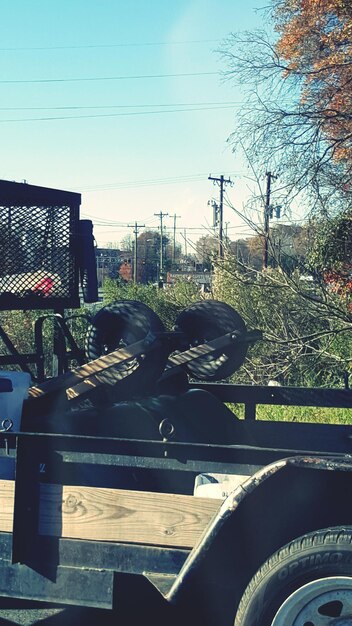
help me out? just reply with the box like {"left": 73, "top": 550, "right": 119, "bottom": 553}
{"left": 33, "top": 277, "right": 55, "bottom": 295}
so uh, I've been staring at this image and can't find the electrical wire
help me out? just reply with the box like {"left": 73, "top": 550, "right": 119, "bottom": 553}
{"left": 0, "top": 104, "right": 236, "bottom": 124}
{"left": 0, "top": 39, "right": 221, "bottom": 51}
{"left": 0, "top": 100, "right": 242, "bottom": 111}
{"left": 75, "top": 171, "right": 245, "bottom": 192}
{"left": 0, "top": 71, "right": 218, "bottom": 84}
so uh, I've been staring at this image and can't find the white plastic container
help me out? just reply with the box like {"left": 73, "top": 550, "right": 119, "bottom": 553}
{"left": 0, "top": 371, "right": 31, "bottom": 432}
{"left": 193, "top": 472, "right": 250, "bottom": 499}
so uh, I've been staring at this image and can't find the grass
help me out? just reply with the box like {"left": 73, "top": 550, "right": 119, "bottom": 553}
{"left": 228, "top": 403, "right": 352, "bottom": 425}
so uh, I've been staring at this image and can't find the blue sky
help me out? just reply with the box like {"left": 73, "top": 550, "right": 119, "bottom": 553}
{"left": 0, "top": 0, "right": 266, "bottom": 248}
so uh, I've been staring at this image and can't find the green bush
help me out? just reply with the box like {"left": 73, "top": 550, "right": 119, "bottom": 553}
{"left": 103, "top": 278, "right": 201, "bottom": 329}
{"left": 0, "top": 308, "right": 91, "bottom": 378}
{"left": 212, "top": 257, "right": 352, "bottom": 387}
{"left": 1, "top": 269, "right": 349, "bottom": 389}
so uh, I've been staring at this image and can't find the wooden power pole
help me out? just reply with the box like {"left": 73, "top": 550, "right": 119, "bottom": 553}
{"left": 208, "top": 174, "right": 232, "bottom": 259}
{"left": 263, "top": 171, "right": 277, "bottom": 270}
{"left": 154, "top": 211, "right": 168, "bottom": 284}
{"left": 128, "top": 221, "right": 145, "bottom": 282}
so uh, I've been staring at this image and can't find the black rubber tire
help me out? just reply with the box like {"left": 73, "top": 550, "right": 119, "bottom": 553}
{"left": 174, "top": 300, "right": 248, "bottom": 381}
{"left": 84, "top": 300, "right": 166, "bottom": 400}
{"left": 234, "top": 527, "right": 352, "bottom": 626}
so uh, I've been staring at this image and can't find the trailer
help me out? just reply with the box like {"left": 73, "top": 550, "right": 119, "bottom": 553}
{"left": 0, "top": 298, "right": 351, "bottom": 626}
{"left": 1, "top": 179, "right": 351, "bottom": 625}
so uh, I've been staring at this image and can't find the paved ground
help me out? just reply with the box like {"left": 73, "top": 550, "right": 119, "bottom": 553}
{"left": 0, "top": 603, "right": 163, "bottom": 626}
{"left": 0, "top": 587, "right": 187, "bottom": 626}
{"left": 0, "top": 603, "right": 189, "bottom": 626}
{"left": 0, "top": 605, "right": 82, "bottom": 626}
{"left": 0, "top": 573, "right": 225, "bottom": 625}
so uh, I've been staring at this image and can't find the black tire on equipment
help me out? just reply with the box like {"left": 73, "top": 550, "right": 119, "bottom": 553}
{"left": 84, "top": 300, "right": 166, "bottom": 400}
{"left": 174, "top": 300, "right": 248, "bottom": 381}
{"left": 234, "top": 526, "right": 352, "bottom": 626}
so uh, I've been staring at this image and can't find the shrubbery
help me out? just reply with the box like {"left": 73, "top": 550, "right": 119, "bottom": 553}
{"left": 0, "top": 308, "right": 90, "bottom": 378}
{"left": 212, "top": 257, "right": 352, "bottom": 387}
{"left": 0, "top": 267, "right": 350, "bottom": 388}
{"left": 103, "top": 267, "right": 352, "bottom": 387}
{"left": 103, "top": 277, "right": 201, "bottom": 329}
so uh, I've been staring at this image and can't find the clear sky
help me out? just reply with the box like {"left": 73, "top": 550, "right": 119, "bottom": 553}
{"left": 0, "top": 0, "right": 267, "bottom": 249}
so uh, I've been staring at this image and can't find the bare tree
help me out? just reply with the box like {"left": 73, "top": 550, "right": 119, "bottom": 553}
{"left": 221, "top": 29, "right": 352, "bottom": 217}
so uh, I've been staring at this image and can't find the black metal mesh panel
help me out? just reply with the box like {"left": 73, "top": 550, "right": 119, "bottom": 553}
{"left": 0, "top": 203, "right": 79, "bottom": 309}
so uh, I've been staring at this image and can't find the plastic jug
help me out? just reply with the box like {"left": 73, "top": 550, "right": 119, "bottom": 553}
{"left": 0, "top": 371, "right": 31, "bottom": 432}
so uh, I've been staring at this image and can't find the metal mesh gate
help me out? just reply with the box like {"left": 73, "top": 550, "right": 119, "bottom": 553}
{"left": 0, "top": 180, "right": 81, "bottom": 310}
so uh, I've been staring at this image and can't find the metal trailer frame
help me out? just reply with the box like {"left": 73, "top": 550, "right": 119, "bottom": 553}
{"left": 0, "top": 180, "right": 97, "bottom": 379}
{"left": 0, "top": 179, "right": 81, "bottom": 311}
{"left": 0, "top": 311, "right": 350, "bottom": 620}
{"left": 0, "top": 382, "right": 350, "bottom": 615}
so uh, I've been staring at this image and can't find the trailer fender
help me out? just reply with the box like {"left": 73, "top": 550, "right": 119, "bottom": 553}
{"left": 167, "top": 455, "right": 352, "bottom": 612}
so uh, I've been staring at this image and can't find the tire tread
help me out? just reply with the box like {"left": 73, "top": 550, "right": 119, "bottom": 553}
{"left": 235, "top": 526, "right": 352, "bottom": 625}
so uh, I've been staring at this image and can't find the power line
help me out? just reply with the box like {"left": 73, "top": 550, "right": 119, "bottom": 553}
{"left": 81, "top": 173, "right": 209, "bottom": 189}
{"left": 0, "top": 99, "right": 293, "bottom": 112}
{"left": 0, "top": 71, "right": 218, "bottom": 85}
{"left": 0, "top": 100, "right": 241, "bottom": 111}
{"left": 0, "top": 39, "right": 220, "bottom": 52}
{"left": 0, "top": 104, "right": 235, "bottom": 124}
{"left": 90, "top": 223, "right": 248, "bottom": 233}
{"left": 77, "top": 171, "right": 244, "bottom": 192}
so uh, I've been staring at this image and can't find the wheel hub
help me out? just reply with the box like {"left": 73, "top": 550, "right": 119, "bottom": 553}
{"left": 272, "top": 577, "right": 352, "bottom": 625}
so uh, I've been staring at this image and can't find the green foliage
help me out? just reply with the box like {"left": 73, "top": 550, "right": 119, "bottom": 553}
{"left": 103, "top": 278, "right": 201, "bottom": 329}
{"left": 1, "top": 267, "right": 350, "bottom": 390}
{"left": 103, "top": 269, "right": 352, "bottom": 388}
{"left": 230, "top": 403, "right": 352, "bottom": 424}
{"left": 0, "top": 308, "right": 91, "bottom": 378}
{"left": 307, "top": 211, "right": 352, "bottom": 273}
{"left": 212, "top": 256, "right": 352, "bottom": 387}
{"left": 0, "top": 310, "right": 36, "bottom": 359}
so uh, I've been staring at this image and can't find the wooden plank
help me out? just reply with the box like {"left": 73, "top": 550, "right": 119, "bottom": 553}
{"left": 27, "top": 332, "right": 261, "bottom": 405}
{"left": 39, "top": 484, "right": 221, "bottom": 548}
{"left": 0, "top": 480, "right": 15, "bottom": 533}
{"left": 0, "top": 481, "right": 221, "bottom": 547}
{"left": 27, "top": 336, "right": 157, "bottom": 402}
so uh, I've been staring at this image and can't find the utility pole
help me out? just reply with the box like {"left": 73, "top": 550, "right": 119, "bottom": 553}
{"left": 154, "top": 211, "right": 168, "bottom": 284}
{"left": 263, "top": 171, "right": 277, "bottom": 270}
{"left": 172, "top": 213, "right": 181, "bottom": 266}
{"left": 128, "top": 221, "right": 145, "bottom": 282}
{"left": 183, "top": 228, "right": 188, "bottom": 259}
{"left": 208, "top": 174, "right": 232, "bottom": 259}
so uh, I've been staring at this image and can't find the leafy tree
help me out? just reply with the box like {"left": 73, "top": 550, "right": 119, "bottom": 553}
{"left": 229, "top": 239, "right": 252, "bottom": 266}
{"left": 308, "top": 210, "right": 352, "bottom": 273}
{"left": 269, "top": 223, "right": 307, "bottom": 272}
{"left": 275, "top": 0, "right": 352, "bottom": 162}
{"left": 136, "top": 230, "right": 160, "bottom": 283}
{"left": 228, "top": 224, "right": 307, "bottom": 273}
{"left": 307, "top": 210, "right": 352, "bottom": 307}
{"left": 221, "top": 0, "right": 352, "bottom": 215}
{"left": 195, "top": 235, "right": 218, "bottom": 269}
{"left": 120, "top": 234, "right": 133, "bottom": 252}
{"left": 246, "top": 234, "right": 263, "bottom": 270}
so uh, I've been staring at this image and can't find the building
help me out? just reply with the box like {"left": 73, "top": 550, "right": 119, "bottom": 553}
{"left": 95, "top": 248, "right": 132, "bottom": 287}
